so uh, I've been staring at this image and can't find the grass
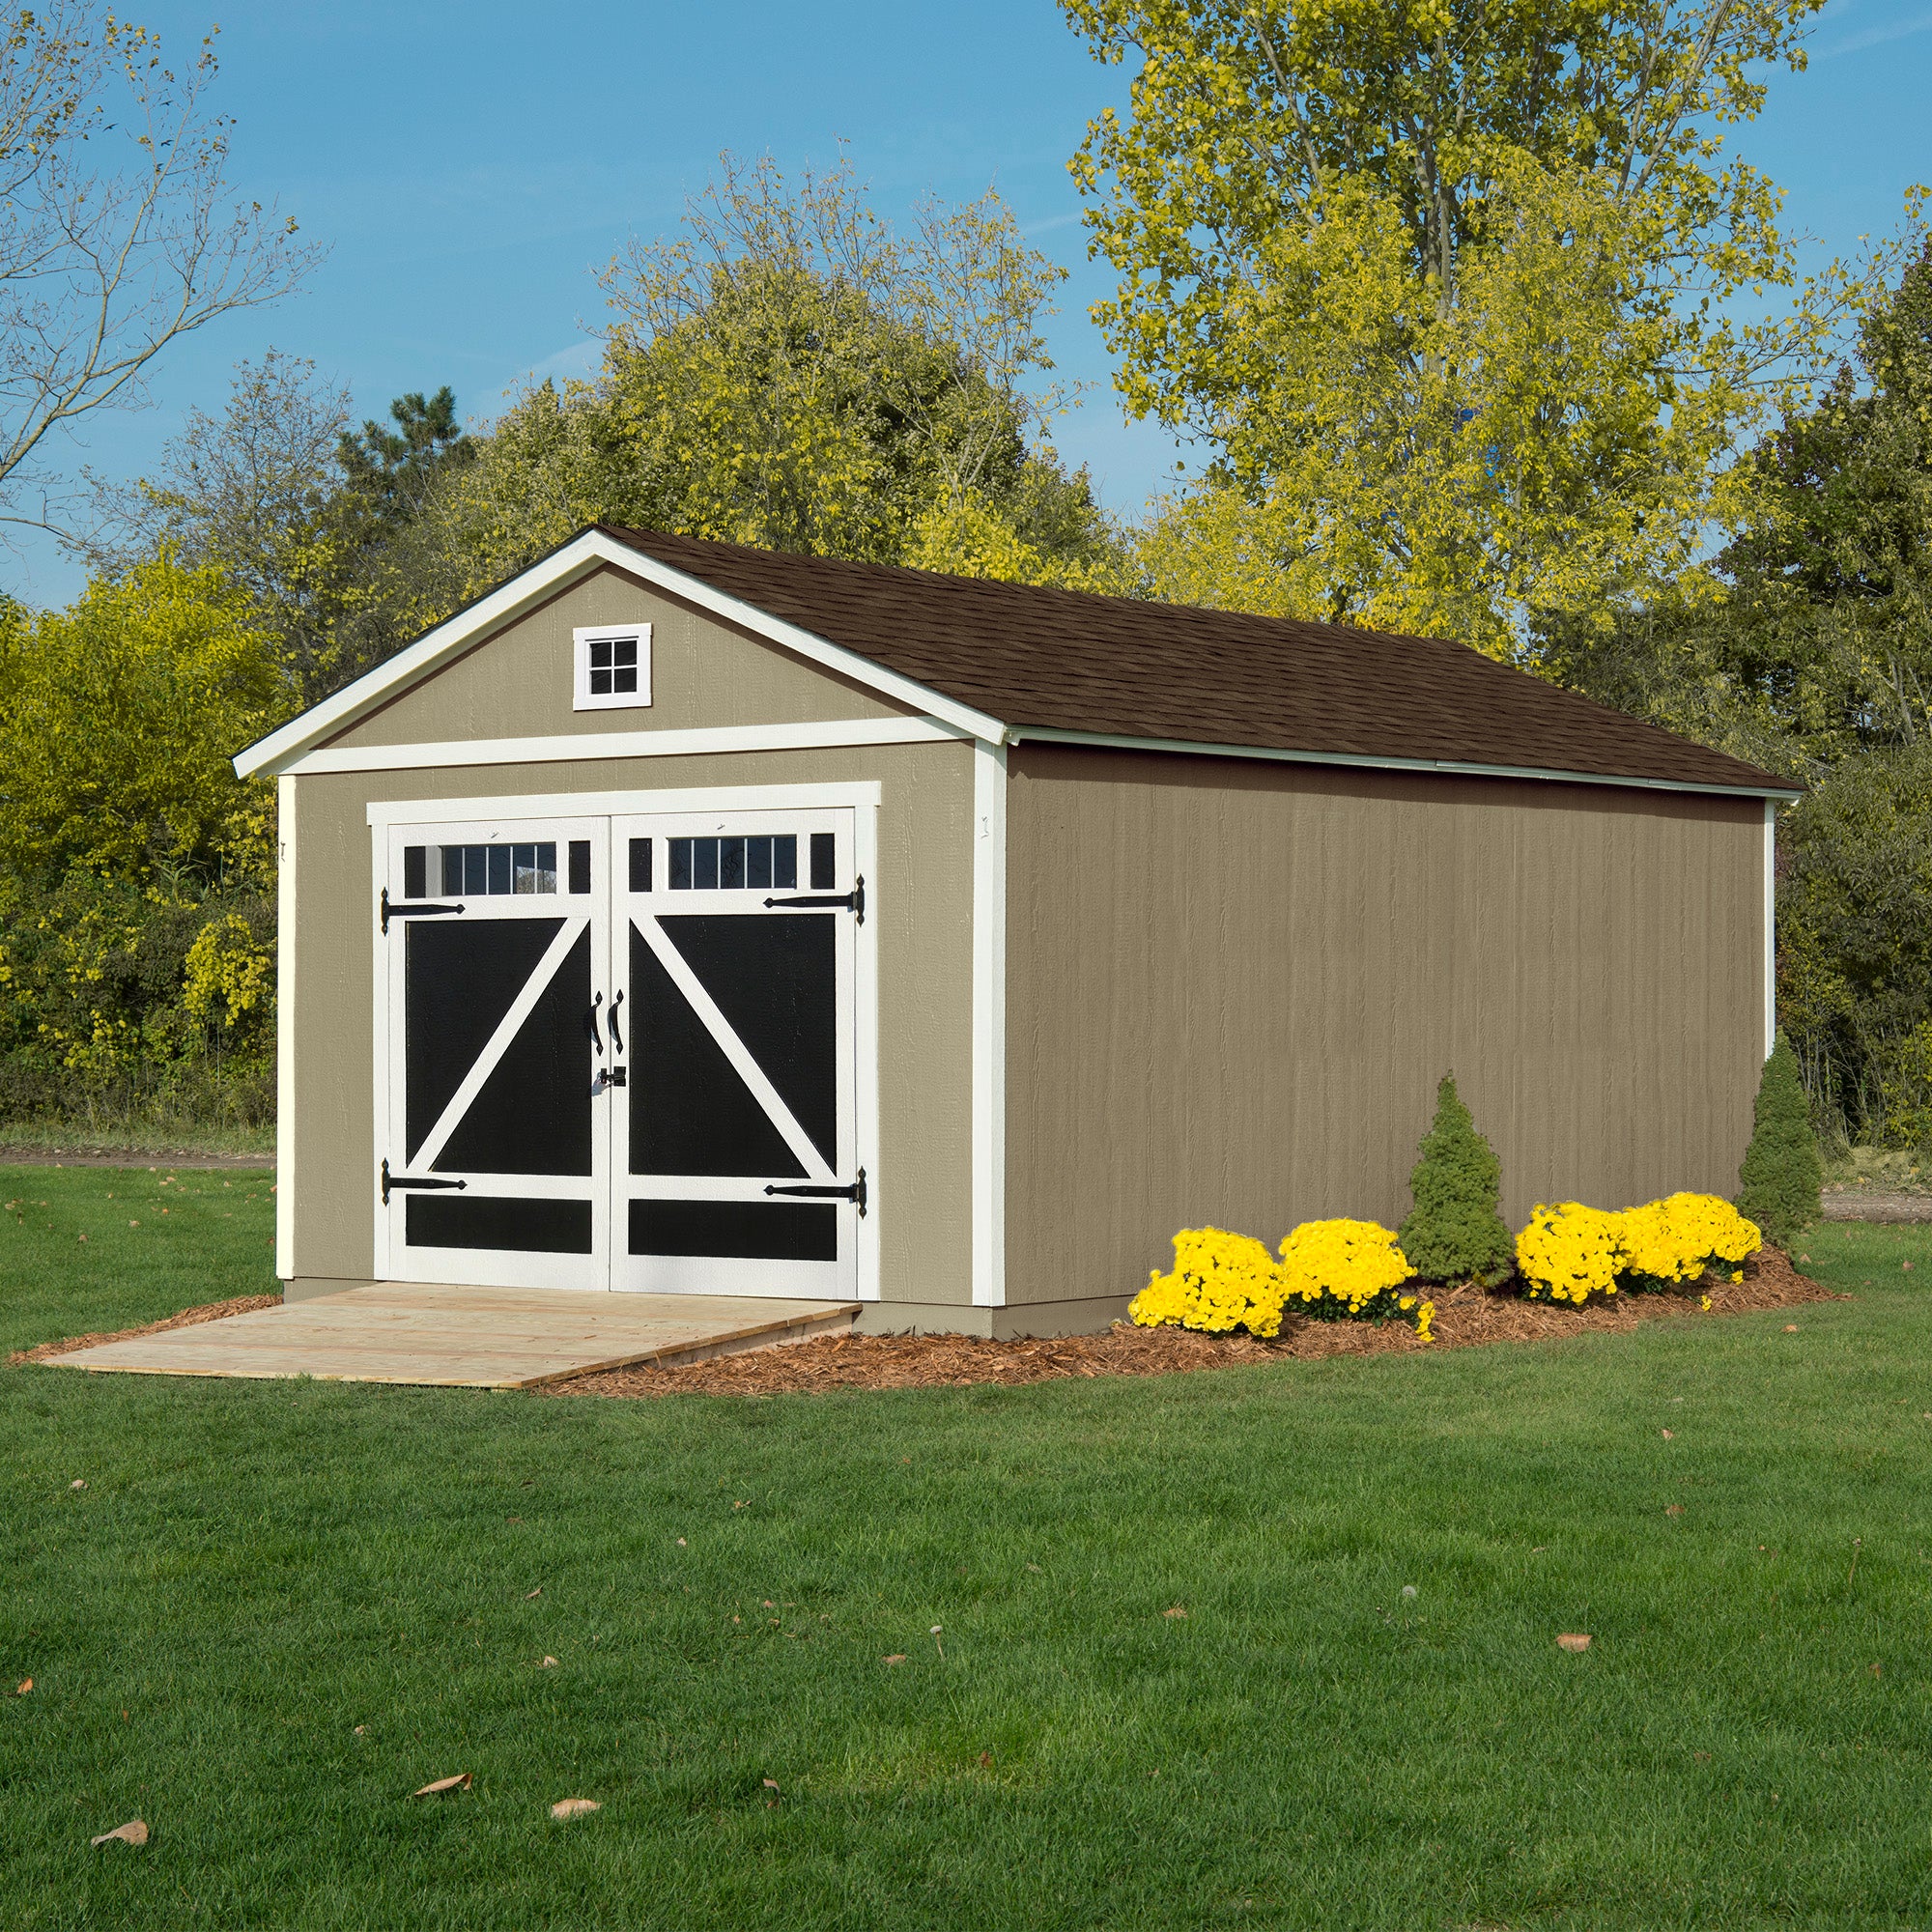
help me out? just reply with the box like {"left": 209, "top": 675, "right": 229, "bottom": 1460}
{"left": 6, "top": 1175, "right": 1932, "bottom": 1930}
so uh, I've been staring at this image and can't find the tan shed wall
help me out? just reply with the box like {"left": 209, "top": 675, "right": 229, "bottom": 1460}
{"left": 1003, "top": 746, "right": 1765, "bottom": 1311}
{"left": 327, "top": 563, "right": 905, "bottom": 750}
{"left": 283, "top": 739, "right": 975, "bottom": 1305}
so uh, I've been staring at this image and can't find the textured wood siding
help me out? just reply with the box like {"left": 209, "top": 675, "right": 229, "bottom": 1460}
{"left": 284, "top": 740, "right": 975, "bottom": 1307}
{"left": 1003, "top": 745, "right": 1765, "bottom": 1309}
{"left": 327, "top": 563, "right": 905, "bottom": 750}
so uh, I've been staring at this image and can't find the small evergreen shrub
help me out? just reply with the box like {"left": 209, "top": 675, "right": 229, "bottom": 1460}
{"left": 1737, "top": 1032, "right": 1823, "bottom": 1244}
{"left": 1398, "top": 1073, "right": 1515, "bottom": 1286}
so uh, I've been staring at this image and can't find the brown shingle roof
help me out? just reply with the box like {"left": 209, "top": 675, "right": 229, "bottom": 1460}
{"left": 602, "top": 526, "right": 1789, "bottom": 795}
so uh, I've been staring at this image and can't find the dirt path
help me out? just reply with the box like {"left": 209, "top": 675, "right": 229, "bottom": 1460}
{"left": 0, "top": 1149, "right": 273, "bottom": 1169}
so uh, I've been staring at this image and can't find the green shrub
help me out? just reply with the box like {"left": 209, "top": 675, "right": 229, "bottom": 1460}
{"left": 1738, "top": 1031, "right": 1823, "bottom": 1244}
{"left": 1398, "top": 1073, "right": 1515, "bottom": 1287}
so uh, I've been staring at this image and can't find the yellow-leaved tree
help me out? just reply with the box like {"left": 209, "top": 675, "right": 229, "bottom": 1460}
{"left": 1063, "top": 0, "right": 1901, "bottom": 651}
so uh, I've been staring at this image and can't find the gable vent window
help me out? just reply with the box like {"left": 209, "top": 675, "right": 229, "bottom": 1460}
{"left": 573, "top": 623, "right": 653, "bottom": 712}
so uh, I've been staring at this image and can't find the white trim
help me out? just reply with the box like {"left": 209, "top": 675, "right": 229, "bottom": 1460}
{"left": 1006, "top": 724, "right": 1804, "bottom": 803}
{"left": 409, "top": 917, "right": 588, "bottom": 1173}
{"left": 852, "top": 796, "right": 881, "bottom": 1305}
{"left": 1764, "top": 798, "right": 1777, "bottom": 1059}
{"left": 573, "top": 622, "right": 653, "bottom": 712}
{"left": 631, "top": 910, "right": 836, "bottom": 1183}
{"left": 234, "top": 527, "right": 1005, "bottom": 778}
{"left": 284, "top": 715, "right": 963, "bottom": 779}
{"left": 275, "top": 775, "right": 296, "bottom": 1282}
{"left": 970, "top": 738, "right": 1008, "bottom": 1308}
{"left": 366, "top": 780, "right": 882, "bottom": 831}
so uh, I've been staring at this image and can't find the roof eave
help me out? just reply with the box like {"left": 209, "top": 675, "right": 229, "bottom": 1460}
{"left": 1003, "top": 724, "right": 1803, "bottom": 802}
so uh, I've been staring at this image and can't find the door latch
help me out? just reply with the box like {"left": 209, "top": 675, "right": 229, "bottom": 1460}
{"left": 590, "top": 1065, "right": 628, "bottom": 1096}
{"left": 765, "top": 1167, "right": 867, "bottom": 1216}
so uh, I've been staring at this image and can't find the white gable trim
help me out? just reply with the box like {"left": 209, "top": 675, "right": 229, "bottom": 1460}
{"left": 234, "top": 528, "right": 1006, "bottom": 780}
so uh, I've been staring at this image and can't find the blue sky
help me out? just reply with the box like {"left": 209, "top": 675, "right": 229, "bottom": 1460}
{"left": 8, "top": 0, "right": 1928, "bottom": 604}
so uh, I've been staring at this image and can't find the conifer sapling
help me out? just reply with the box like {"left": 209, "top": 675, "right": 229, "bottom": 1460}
{"left": 1398, "top": 1073, "right": 1515, "bottom": 1287}
{"left": 1737, "top": 1031, "right": 1822, "bottom": 1246}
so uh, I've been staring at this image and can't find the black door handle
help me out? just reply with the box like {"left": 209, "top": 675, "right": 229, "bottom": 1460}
{"left": 584, "top": 991, "right": 604, "bottom": 1054}
{"left": 765, "top": 1168, "right": 867, "bottom": 1216}
{"left": 609, "top": 988, "right": 625, "bottom": 1053}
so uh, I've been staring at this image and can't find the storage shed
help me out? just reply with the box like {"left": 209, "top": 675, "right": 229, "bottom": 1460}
{"left": 236, "top": 526, "right": 1800, "bottom": 1335}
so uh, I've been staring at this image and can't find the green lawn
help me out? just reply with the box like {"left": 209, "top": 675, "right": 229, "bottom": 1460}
{"left": 6, "top": 1173, "right": 1932, "bottom": 1930}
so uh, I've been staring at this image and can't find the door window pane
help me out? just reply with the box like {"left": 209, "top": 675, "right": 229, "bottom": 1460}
{"left": 568, "top": 839, "right": 591, "bottom": 894}
{"left": 810, "top": 833, "right": 836, "bottom": 890}
{"left": 403, "top": 846, "right": 427, "bottom": 899}
{"left": 629, "top": 838, "right": 652, "bottom": 892}
{"left": 437, "top": 841, "right": 560, "bottom": 895}
{"left": 668, "top": 833, "right": 800, "bottom": 891}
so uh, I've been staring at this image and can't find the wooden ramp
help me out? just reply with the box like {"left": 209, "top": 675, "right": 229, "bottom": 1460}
{"left": 38, "top": 1284, "right": 860, "bottom": 1390}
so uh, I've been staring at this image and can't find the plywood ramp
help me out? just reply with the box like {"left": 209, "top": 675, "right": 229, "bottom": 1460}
{"left": 38, "top": 1284, "right": 860, "bottom": 1390}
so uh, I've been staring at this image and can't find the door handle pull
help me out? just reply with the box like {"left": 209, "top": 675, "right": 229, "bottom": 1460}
{"left": 583, "top": 991, "right": 604, "bottom": 1054}
{"left": 609, "top": 988, "right": 625, "bottom": 1054}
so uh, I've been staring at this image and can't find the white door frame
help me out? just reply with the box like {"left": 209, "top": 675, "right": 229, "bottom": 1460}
{"left": 368, "top": 782, "right": 881, "bottom": 1299}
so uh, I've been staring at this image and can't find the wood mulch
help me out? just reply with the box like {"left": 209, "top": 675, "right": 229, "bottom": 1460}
{"left": 552, "top": 1244, "right": 1840, "bottom": 1401}
{"left": 9, "top": 1293, "right": 281, "bottom": 1367}
{"left": 11, "top": 1250, "right": 1837, "bottom": 1391}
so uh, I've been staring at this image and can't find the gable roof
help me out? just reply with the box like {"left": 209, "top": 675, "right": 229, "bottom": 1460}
{"left": 601, "top": 526, "right": 1791, "bottom": 798}
{"left": 237, "top": 523, "right": 1796, "bottom": 799}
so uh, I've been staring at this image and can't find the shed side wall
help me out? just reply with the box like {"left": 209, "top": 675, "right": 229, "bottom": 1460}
{"left": 1003, "top": 745, "right": 1764, "bottom": 1311}
{"left": 284, "top": 740, "right": 973, "bottom": 1305}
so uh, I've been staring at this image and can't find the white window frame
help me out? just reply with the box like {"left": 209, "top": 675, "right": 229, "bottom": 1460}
{"left": 573, "top": 623, "right": 653, "bottom": 712}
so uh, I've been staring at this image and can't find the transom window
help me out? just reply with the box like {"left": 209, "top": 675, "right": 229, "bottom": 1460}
{"left": 574, "top": 623, "right": 653, "bottom": 712}
{"left": 668, "top": 835, "right": 798, "bottom": 892}
{"left": 439, "top": 842, "right": 557, "bottom": 895}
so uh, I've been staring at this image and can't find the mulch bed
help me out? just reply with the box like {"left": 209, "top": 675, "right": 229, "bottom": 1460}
{"left": 10, "top": 1251, "right": 1837, "bottom": 1391}
{"left": 9, "top": 1293, "right": 281, "bottom": 1367}
{"left": 552, "top": 1245, "right": 1839, "bottom": 1400}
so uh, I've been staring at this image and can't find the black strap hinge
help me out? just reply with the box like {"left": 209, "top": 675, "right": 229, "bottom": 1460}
{"left": 764, "top": 1167, "right": 867, "bottom": 1216}
{"left": 381, "top": 888, "right": 465, "bottom": 934}
{"left": 763, "top": 875, "right": 864, "bottom": 923}
{"left": 381, "top": 1158, "right": 469, "bottom": 1206}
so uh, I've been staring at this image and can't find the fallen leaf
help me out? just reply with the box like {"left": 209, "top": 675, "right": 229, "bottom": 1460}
{"left": 1693, "top": 1750, "right": 1711, "bottom": 1763}
{"left": 762, "top": 1600, "right": 774, "bottom": 1608}
{"left": 1798, "top": 1254, "right": 1811, "bottom": 1264}
{"left": 1661, "top": 1428, "right": 1673, "bottom": 1438}
{"left": 762, "top": 1777, "right": 780, "bottom": 1791}
{"left": 70, "top": 1479, "right": 85, "bottom": 1491}
{"left": 354, "top": 1725, "right": 366, "bottom": 1735}
{"left": 550, "top": 1798, "right": 600, "bottom": 1820}
{"left": 1871, "top": 1662, "right": 1883, "bottom": 1676}
{"left": 14, "top": 1679, "right": 30, "bottom": 1695}
{"left": 1556, "top": 1633, "right": 1592, "bottom": 1653}
{"left": 412, "top": 1773, "right": 471, "bottom": 1796}
{"left": 883, "top": 1654, "right": 907, "bottom": 1664}
{"left": 1783, "top": 1323, "right": 1799, "bottom": 1333}
{"left": 1163, "top": 1605, "right": 1188, "bottom": 1619}
{"left": 128, "top": 1220, "right": 138, "bottom": 1228}
{"left": 733, "top": 1499, "right": 748, "bottom": 1509}
{"left": 676, "top": 1538, "right": 687, "bottom": 1548}
{"left": 540, "top": 1656, "right": 558, "bottom": 1668}
{"left": 1665, "top": 1504, "right": 1685, "bottom": 1516}
{"left": 1025, "top": 1562, "right": 1041, "bottom": 1574}
{"left": 524, "top": 1587, "right": 541, "bottom": 1599}
{"left": 90, "top": 1818, "right": 148, "bottom": 1848}
{"left": 76, "top": 1234, "right": 86, "bottom": 1242}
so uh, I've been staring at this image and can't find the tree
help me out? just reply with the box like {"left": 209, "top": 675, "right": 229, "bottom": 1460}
{"left": 373, "top": 155, "right": 1134, "bottom": 636}
{"left": 0, "top": 4, "right": 317, "bottom": 531}
{"left": 1397, "top": 1073, "right": 1515, "bottom": 1287}
{"left": 0, "top": 551, "right": 285, "bottom": 885}
{"left": 86, "top": 351, "right": 352, "bottom": 701}
{"left": 1062, "top": 0, "right": 1884, "bottom": 649}
{"left": 335, "top": 386, "right": 475, "bottom": 535}
{"left": 1737, "top": 1031, "right": 1822, "bottom": 1242}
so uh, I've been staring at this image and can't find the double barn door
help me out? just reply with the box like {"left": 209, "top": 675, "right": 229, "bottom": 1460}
{"left": 377, "top": 805, "right": 864, "bottom": 1296}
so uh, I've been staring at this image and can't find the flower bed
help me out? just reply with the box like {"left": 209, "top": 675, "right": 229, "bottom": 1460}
{"left": 1517, "top": 1193, "right": 1761, "bottom": 1305}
